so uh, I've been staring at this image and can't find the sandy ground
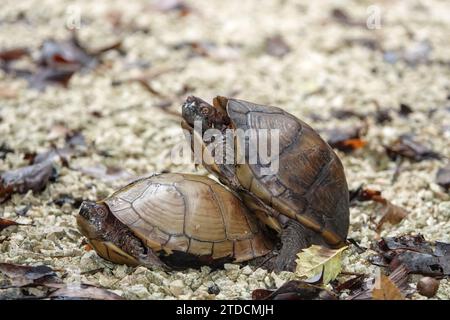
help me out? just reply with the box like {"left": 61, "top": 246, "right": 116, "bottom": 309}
{"left": 1, "top": 0, "right": 449, "bottom": 299}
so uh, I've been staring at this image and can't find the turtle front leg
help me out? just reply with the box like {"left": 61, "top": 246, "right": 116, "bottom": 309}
{"left": 273, "top": 220, "right": 325, "bottom": 272}
{"left": 110, "top": 220, "right": 168, "bottom": 270}
{"left": 137, "top": 250, "right": 168, "bottom": 271}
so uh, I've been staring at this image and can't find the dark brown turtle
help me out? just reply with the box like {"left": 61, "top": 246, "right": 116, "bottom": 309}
{"left": 181, "top": 96, "right": 350, "bottom": 271}
{"left": 77, "top": 173, "right": 273, "bottom": 270}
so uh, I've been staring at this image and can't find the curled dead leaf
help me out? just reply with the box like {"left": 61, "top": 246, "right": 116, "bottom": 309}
{"left": 0, "top": 160, "right": 55, "bottom": 203}
{"left": 0, "top": 218, "right": 31, "bottom": 232}
{"left": 0, "top": 263, "right": 62, "bottom": 288}
{"left": 349, "top": 185, "right": 408, "bottom": 231}
{"left": 349, "top": 265, "right": 409, "bottom": 300}
{"left": 252, "top": 280, "right": 337, "bottom": 300}
{"left": 371, "top": 235, "right": 450, "bottom": 277}
{"left": 385, "top": 134, "right": 441, "bottom": 161}
{"left": 325, "top": 124, "right": 367, "bottom": 152}
{"left": 376, "top": 201, "right": 408, "bottom": 232}
{"left": 372, "top": 269, "right": 405, "bottom": 300}
{"left": 49, "top": 284, "right": 124, "bottom": 300}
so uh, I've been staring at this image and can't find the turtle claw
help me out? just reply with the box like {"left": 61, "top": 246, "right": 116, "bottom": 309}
{"left": 138, "top": 252, "right": 169, "bottom": 271}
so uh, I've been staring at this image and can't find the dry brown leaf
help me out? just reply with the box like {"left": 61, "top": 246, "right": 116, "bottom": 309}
{"left": 385, "top": 134, "right": 441, "bottom": 161}
{"left": 376, "top": 201, "right": 408, "bottom": 232}
{"left": 348, "top": 186, "right": 408, "bottom": 231}
{"left": 371, "top": 236, "right": 450, "bottom": 276}
{"left": 325, "top": 125, "right": 367, "bottom": 152}
{"left": 252, "top": 280, "right": 337, "bottom": 300}
{"left": 0, "top": 160, "right": 55, "bottom": 203}
{"left": 0, "top": 263, "right": 62, "bottom": 288}
{"left": 372, "top": 270, "right": 405, "bottom": 300}
{"left": 0, "top": 218, "right": 30, "bottom": 232}
{"left": 49, "top": 284, "right": 124, "bottom": 300}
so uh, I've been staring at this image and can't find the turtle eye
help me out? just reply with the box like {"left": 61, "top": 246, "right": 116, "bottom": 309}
{"left": 96, "top": 206, "right": 108, "bottom": 219}
{"left": 200, "top": 106, "right": 210, "bottom": 115}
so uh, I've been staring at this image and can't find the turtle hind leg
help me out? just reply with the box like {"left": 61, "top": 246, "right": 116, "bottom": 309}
{"left": 273, "top": 220, "right": 326, "bottom": 272}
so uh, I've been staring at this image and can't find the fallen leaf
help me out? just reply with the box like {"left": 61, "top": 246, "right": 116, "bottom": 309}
{"left": 2, "top": 33, "right": 121, "bottom": 90}
{"left": 377, "top": 234, "right": 433, "bottom": 254}
{"left": 349, "top": 185, "right": 384, "bottom": 204}
{"left": 372, "top": 270, "right": 405, "bottom": 300}
{"left": 0, "top": 48, "right": 29, "bottom": 62}
{"left": 349, "top": 265, "right": 410, "bottom": 300}
{"left": 0, "top": 160, "right": 55, "bottom": 203}
{"left": 265, "top": 35, "right": 291, "bottom": 58}
{"left": 29, "top": 129, "right": 87, "bottom": 167}
{"left": 295, "top": 245, "right": 347, "bottom": 285}
{"left": 376, "top": 201, "right": 408, "bottom": 232}
{"left": 49, "top": 284, "right": 124, "bottom": 300}
{"left": 385, "top": 134, "right": 441, "bottom": 161}
{"left": 349, "top": 185, "right": 408, "bottom": 231}
{"left": 0, "top": 218, "right": 29, "bottom": 232}
{"left": 0, "top": 263, "right": 62, "bottom": 288}
{"left": 436, "top": 164, "right": 450, "bottom": 190}
{"left": 252, "top": 280, "right": 337, "bottom": 300}
{"left": 371, "top": 235, "right": 450, "bottom": 276}
{"left": 334, "top": 274, "right": 366, "bottom": 293}
{"left": 325, "top": 125, "right": 367, "bottom": 152}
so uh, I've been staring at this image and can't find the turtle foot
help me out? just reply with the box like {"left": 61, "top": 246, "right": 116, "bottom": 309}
{"left": 273, "top": 220, "right": 325, "bottom": 272}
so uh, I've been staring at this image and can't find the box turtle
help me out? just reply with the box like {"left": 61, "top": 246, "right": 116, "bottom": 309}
{"left": 181, "top": 96, "right": 350, "bottom": 271}
{"left": 77, "top": 173, "right": 273, "bottom": 270}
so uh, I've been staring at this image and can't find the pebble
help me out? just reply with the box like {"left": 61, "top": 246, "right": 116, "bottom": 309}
{"left": 169, "top": 279, "right": 185, "bottom": 297}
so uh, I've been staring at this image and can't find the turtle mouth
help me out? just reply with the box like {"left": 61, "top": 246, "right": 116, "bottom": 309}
{"left": 76, "top": 214, "right": 99, "bottom": 240}
{"left": 180, "top": 119, "right": 194, "bottom": 132}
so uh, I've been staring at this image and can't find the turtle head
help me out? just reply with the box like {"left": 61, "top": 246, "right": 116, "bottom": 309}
{"left": 77, "top": 201, "right": 109, "bottom": 239}
{"left": 181, "top": 96, "right": 230, "bottom": 133}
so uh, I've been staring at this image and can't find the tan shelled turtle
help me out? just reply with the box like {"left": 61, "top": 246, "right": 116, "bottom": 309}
{"left": 181, "top": 96, "right": 350, "bottom": 271}
{"left": 77, "top": 173, "right": 273, "bottom": 269}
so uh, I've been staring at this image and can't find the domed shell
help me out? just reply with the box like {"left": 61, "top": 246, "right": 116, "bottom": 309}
{"left": 216, "top": 97, "right": 350, "bottom": 247}
{"left": 103, "top": 173, "right": 272, "bottom": 263}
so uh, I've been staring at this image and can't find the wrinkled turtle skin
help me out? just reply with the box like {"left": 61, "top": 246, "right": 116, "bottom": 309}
{"left": 77, "top": 173, "right": 273, "bottom": 270}
{"left": 181, "top": 96, "right": 350, "bottom": 271}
